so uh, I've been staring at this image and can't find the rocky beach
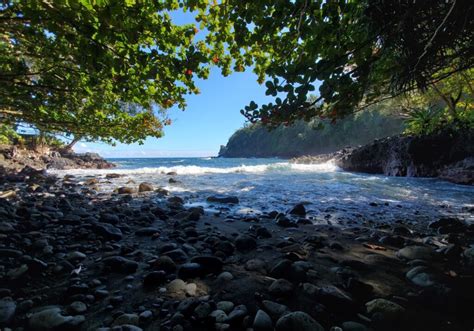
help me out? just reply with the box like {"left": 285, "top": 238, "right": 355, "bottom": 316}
{"left": 1, "top": 163, "right": 473, "bottom": 331}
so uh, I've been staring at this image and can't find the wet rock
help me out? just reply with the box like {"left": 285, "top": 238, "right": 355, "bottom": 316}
{"left": 135, "top": 227, "right": 160, "bottom": 236}
{"left": 216, "top": 301, "right": 234, "bottom": 314}
{"left": 270, "top": 259, "right": 292, "bottom": 278}
{"left": 0, "top": 297, "right": 16, "bottom": 324}
{"left": 226, "top": 304, "right": 248, "bottom": 324}
{"left": 178, "top": 263, "right": 203, "bottom": 280}
{"left": 207, "top": 195, "right": 239, "bottom": 204}
{"left": 406, "top": 266, "right": 437, "bottom": 287}
{"left": 275, "top": 311, "right": 324, "bottom": 331}
{"left": 365, "top": 298, "right": 405, "bottom": 321}
{"left": 106, "top": 173, "right": 122, "bottom": 179}
{"left": 102, "top": 256, "right": 138, "bottom": 274}
{"left": 143, "top": 271, "right": 167, "bottom": 287}
{"left": 163, "top": 249, "right": 188, "bottom": 263}
{"left": 118, "top": 186, "right": 136, "bottom": 194}
{"left": 261, "top": 300, "right": 289, "bottom": 319}
{"left": 210, "top": 310, "right": 228, "bottom": 323}
{"left": 268, "top": 279, "right": 294, "bottom": 297}
{"left": 275, "top": 214, "right": 297, "bottom": 228}
{"left": 138, "top": 182, "right": 154, "bottom": 192}
{"left": 397, "top": 245, "right": 435, "bottom": 261}
{"left": 153, "top": 256, "right": 176, "bottom": 273}
{"left": 253, "top": 309, "right": 273, "bottom": 331}
{"left": 94, "top": 223, "right": 123, "bottom": 241}
{"left": 219, "top": 272, "right": 234, "bottom": 284}
{"left": 289, "top": 203, "right": 306, "bottom": 216}
{"left": 99, "top": 213, "right": 120, "bottom": 224}
{"left": 194, "top": 302, "right": 212, "bottom": 320}
{"left": 29, "top": 307, "right": 85, "bottom": 330}
{"left": 112, "top": 313, "right": 139, "bottom": 326}
{"left": 235, "top": 235, "right": 257, "bottom": 251}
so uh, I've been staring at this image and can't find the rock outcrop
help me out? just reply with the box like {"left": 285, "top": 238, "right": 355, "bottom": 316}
{"left": 292, "top": 130, "right": 474, "bottom": 185}
{"left": 0, "top": 145, "right": 114, "bottom": 171}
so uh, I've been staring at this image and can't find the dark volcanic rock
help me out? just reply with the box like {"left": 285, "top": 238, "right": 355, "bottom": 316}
{"left": 289, "top": 203, "right": 306, "bottom": 216}
{"left": 190, "top": 256, "right": 223, "bottom": 275}
{"left": 336, "top": 129, "right": 474, "bottom": 184}
{"left": 234, "top": 234, "right": 257, "bottom": 251}
{"left": 275, "top": 311, "right": 324, "bottom": 331}
{"left": 93, "top": 223, "right": 123, "bottom": 240}
{"left": 102, "top": 256, "right": 138, "bottom": 273}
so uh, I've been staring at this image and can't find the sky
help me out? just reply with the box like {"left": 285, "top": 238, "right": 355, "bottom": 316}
{"left": 74, "top": 69, "right": 273, "bottom": 158}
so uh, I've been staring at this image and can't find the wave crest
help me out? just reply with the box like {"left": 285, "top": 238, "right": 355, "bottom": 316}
{"left": 49, "top": 161, "right": 339, "bottom": 176}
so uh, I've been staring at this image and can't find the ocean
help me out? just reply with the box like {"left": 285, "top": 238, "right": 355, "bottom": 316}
{"left": 49, "top": 157, "right": 474, "bottom": 222}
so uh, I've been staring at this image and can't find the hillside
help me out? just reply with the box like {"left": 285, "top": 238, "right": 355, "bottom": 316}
{"left": 219, "top": 109, "right": 405, "bottom": 158}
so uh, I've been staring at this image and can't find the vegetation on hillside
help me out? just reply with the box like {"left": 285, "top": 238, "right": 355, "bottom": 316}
{"left": 219, "top": 105, "right": 404, "bottom": 158}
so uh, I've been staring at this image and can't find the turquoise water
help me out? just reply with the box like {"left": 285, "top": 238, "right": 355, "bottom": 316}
{"left": 51, "top": 157, "right": 474, "bottom": 222}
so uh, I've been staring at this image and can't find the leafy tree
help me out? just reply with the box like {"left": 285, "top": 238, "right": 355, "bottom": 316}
{"left": 204, "top": 0, "right": 473, "bottom": 126}
{"left": 0, "top": 0, "right": 236, "bottom": 144}
{"left": 396, "top": 69, "right": 474, "bottom": 135}
{"left": 1, "top": 0, "right": 472, "bottom": 144}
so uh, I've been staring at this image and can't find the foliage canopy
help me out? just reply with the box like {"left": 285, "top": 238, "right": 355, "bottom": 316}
{"left": 0, "top": 0, "right": 472, "bottom": 143}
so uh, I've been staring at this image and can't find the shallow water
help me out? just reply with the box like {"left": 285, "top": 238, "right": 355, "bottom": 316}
{"left": 49, "top": 157, "right": 474, "bottom": 222}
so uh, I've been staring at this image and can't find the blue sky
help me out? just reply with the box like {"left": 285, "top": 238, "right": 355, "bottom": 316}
{"left": 74, "top": 69, "right": 273, "bottom": 157}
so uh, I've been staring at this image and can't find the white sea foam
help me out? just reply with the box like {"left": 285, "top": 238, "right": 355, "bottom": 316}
{"left": 49, "top": 161, "right": 340, "bottom": 176}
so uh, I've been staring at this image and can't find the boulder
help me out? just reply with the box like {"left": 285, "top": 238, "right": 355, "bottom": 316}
{"left": 275, "top": 311, "right": 324, "bottom": 331}
{"left": 138, "top": 182, "right": 154, "bottom": 192}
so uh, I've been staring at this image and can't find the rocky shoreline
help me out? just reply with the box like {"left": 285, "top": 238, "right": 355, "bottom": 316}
{"left": 1, "top": 168, "right": 473, "bottom": 330}
{"left": 0, "top": 145, "right": 115, "bottom": 172}
{"left": 292, "top": 130, "right": 474, "bottom": 185}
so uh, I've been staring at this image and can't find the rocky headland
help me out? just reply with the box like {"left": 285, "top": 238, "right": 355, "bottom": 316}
{"left": 293, "top": 130, "right": 474, "bottom": 185}
{"left": 0, "top": 166, "right": 473, "bottom": 331}
{"left": 0, "top": 145, "right": 115, "bottom": 171}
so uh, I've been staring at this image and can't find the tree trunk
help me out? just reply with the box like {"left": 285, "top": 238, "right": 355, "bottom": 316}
{"left": 64, "top": 136, "right": 81, "bottom": 151}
